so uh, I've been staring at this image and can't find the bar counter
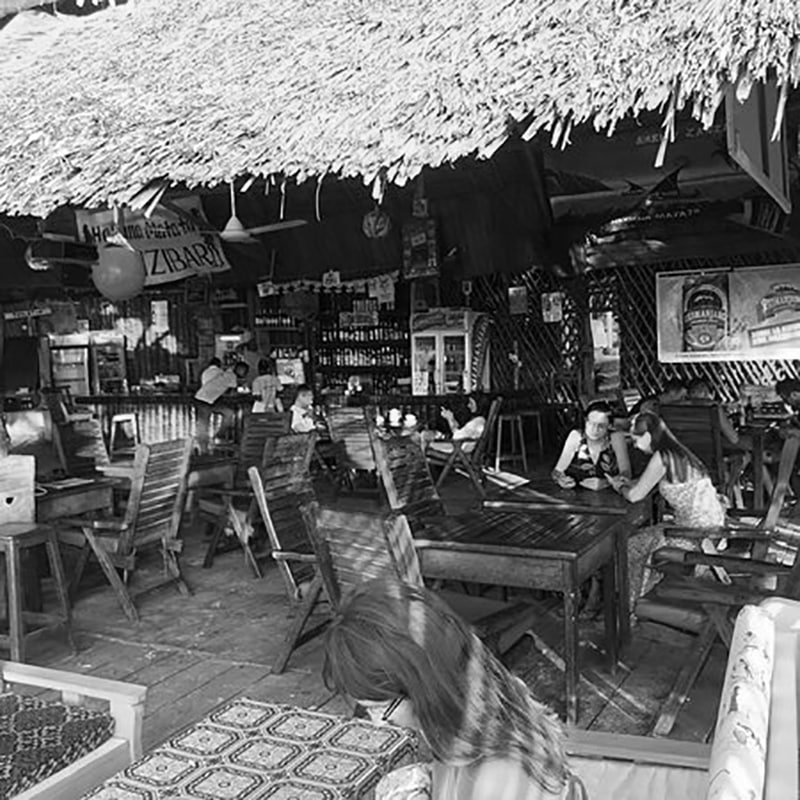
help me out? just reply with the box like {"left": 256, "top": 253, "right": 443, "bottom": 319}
{"left": 75, "top": 393, "right": 253, "bottom": 443}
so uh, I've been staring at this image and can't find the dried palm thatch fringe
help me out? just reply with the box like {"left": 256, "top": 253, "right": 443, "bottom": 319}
{"left": 1, "top": 0, "right": 800, "bottom": 216}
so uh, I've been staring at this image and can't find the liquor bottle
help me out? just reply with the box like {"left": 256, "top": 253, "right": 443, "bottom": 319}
{"left": 682, "top": 275, "right": 728, "bottom": 352}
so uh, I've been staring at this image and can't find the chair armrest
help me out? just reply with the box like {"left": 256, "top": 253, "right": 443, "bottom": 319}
{"left": 272, "top": 551, "right": 316, "bottom": 563}
{"left": 61, "top": 516, "right": 127, "bottom": 532}
{"left": 662, "top": 524, "right": 770, "bottom": 540}
{"left": 196, "top": 487, "right": 252, "bottom": 499}
{"left": 652, "top": 547, "right": 791, "bottom": 575}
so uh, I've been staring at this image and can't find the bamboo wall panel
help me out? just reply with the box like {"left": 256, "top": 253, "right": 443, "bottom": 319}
{"left": 462, "top": 247, "right": 800, "bottom": 404}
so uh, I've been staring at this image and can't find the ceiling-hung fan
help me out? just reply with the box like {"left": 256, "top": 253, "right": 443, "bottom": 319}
{"left": 217, "top": 182, "right": 307, "bottom": 243}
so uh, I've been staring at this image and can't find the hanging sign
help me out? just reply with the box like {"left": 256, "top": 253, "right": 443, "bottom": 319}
{"left": 541, "top": 292, "right": 564, "bottom": 323}
{"left": 75, "top": 196, "right": 231, "bottom": 287}
{"left": 402, "top": 219, "right": 439, "bottom": 279}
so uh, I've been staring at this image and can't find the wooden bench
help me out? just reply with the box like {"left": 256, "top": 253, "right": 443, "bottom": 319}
{"left": 568, "top": 597, "right": 799, "bottom": 799}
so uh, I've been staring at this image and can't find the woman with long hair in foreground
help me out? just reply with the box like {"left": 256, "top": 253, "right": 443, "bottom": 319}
{"left": 323, "top": 578, "right": 587, "bottom": 800}
{"left": 608, "top": 411, "right": 726, "bottom": 610}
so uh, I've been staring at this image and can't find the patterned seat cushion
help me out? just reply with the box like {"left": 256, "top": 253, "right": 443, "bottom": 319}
{"left": 0, "top": 692, "right": 115, "bottom": 798}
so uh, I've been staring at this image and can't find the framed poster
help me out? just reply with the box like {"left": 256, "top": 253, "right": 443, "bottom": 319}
{"left": 656, "top": 264, "right": 800, "bottom": 362}
{"left": 402, "top": 219, "right": 439, "bottom": 279}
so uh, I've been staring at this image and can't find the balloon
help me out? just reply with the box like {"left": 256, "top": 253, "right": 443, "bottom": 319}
{"left": 92, "top": 245, "right": 146, "bottom": 301}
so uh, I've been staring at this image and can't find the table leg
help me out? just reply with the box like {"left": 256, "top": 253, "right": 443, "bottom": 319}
{"left": 615, "top": 524, "right": 631, "bottom": 648}
{"left": 562, "top": 563, "right": 579, "bottom": 726}
{"left": 753, "top": 430, "right": 764, "bottom": 511}
{"left": 602, "top": 560, "right": 618, "bottom": 674}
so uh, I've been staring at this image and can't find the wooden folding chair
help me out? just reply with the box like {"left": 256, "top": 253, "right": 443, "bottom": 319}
{"left": 638, "top": 435, "right": 800, "bottom": 735}
{"left": 58, "top": 439, "right": 193, "bottom": 623}
{"left": 660, "top": 402, "right": 745, "bottom": 507}
{"left": 300, "top": 502, "right": 543, "bottom": 657}
{"left": 425, "top": 397, "right": 502, "bottom": 495}
{"left": 196, "top": 412, "right": 291, "bottom": 573}
{"left": 325, "top": 406, "right": 378, "bottom": 495}
{"left": 247, "top": 433, "right": 320, "bottom": 673}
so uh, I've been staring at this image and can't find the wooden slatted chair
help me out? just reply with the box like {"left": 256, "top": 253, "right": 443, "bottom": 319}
{"left": 325, "top": 406, "right": 378, "bottom": 495}
{"left": 637, "top": 434, "right": 800, "bottom": 735}
{"left": 425, "top": 397, "right": 503, "bottom": 495}
{"left": 247, "top": 433, "right": 320, "bottom": 673}
{"left": 196, "top": 412, "right": 292, "bottom": 573}
{"left": 58, "top": 439, "right": 193, "bottom": 623}
{"left": 659, "top": 402, "right": 744, "bottom": 506}
{"left": 300, "top": 502, "right": 544, "bottom": 657}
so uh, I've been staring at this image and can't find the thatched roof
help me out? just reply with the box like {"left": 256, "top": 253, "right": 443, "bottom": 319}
{"left": 1, "top": 0, "right": 799, "bottom": 217}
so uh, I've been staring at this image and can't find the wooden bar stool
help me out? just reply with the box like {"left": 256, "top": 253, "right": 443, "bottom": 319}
{"left": 494, "top": 413, "right": 528, "bottom": 472}
{"left": 0, "top": 523, "right": 75, "bottom": 661}
{"left": 0, "top": 455, "right": 75, "bottom": 662}
{"left": 109, "top": 413, "right": 139, "bottom": 458}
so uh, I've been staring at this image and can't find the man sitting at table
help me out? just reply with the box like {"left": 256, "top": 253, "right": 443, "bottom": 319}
{"left": 290, "top": 385, "right": 316, "bottom": 433}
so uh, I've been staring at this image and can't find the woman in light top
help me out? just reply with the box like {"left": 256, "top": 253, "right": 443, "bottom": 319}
{"left": 608, "top": 411, "right": 726, "bottom": 608}
{"left": 552, "top": 401, "right": 630, "bottom": 491}
{"left": 425, "top": 394, "right": 487, "bottom": 456}
{"left": 324, "top": 578, "right": 586, "bottom": 800}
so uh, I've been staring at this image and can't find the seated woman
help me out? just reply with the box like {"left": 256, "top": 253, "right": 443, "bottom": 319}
{"left": 425, "top": 394, "right": 487, "bottom": 456}
{"left": 608, "top": 412, "right": 726, "bottom": 610}
{"left": 324, "top": 578, "right": 586, "bottom": 800}
{"left": 552, "top": 400, "right": 630, "bottom": 491}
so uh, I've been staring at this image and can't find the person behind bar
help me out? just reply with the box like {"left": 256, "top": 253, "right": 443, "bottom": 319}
{"left": 289, "top": 384, "right": 316, "bottom": 433}
{"left": 324, "top": 578, "right": 585, "bottom": 800}
{"left": 608, "top": 411, "right": 726, "bottom": 612}
{"left": 251, "top": 358, "right": 283, "bottom": 413}
{"left": 552, "top": 400, "right": 630, "bottom": 491}
{"left": 194, "top": 357, "right": 236, "bottom": 454}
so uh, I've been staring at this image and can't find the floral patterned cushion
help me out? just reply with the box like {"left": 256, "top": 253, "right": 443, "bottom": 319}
{"left": 0, "top": 692, "right": 115, "bottom": 798}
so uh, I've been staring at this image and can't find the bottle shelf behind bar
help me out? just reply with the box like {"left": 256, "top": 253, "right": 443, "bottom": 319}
{"left": 316, "top": 292, "right": 410, "bottom": 395}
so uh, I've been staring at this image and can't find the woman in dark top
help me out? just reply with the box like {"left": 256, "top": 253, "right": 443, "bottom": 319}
{"left": 552, "top": 401, "right": 630, "bottom": 490}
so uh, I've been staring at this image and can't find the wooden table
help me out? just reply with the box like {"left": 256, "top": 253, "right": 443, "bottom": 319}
{"left": 36, "top": 478, "right": 114, "bottom": 522}
{"left": 483, "top": 476, "right": 651, "bottom": 649}
{"left": 413, "top": 507, "right": 622, "bottom": 724}
{"left": 16, "top": 479, "right": 115, "bottom": 612}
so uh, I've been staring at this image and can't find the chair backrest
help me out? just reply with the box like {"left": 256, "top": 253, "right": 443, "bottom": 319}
{"left": 248, "top": 433, "right": 317, "bottom": 599}
{"left": 326, "top": 407, "right": 375, "bottom": 471}
{"left": 299, "top": 501, "right": 423, "bottom": 608}
{"left": 121, "top": 438, "right": 192, "bottom": 554}
{"left": 763, "top": 434, "right": 800, "bottom": 532}
{"left": 659, "top": 403, "right": 725, "bottom": 487}
{"left": 470, "top": 396, "right": 503, "bottom": 467}
{"left": 53, "top": 418, "right": 111, "bottom": 477}
{"left": 370, "top": 432, "right": 446, "bottom": 520}
{"left": 233, "top": 412, "right": 292, "bottom": 485}
{"left": 0, "top": 455, "right": 35, "bottom": 524}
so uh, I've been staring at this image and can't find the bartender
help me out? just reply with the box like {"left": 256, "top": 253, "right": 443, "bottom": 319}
{"left": 194, "top": 359, "right": 249, "bottom": 453}
{"left": 234, "top": 331, "right": 268, "bottom": 390}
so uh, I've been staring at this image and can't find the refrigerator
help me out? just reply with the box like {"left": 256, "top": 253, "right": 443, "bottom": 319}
{"left": 48, "top": 333, "right": 91, "bottom": 397}
{"left": 410, "top": 308, "right": 491, "bottom": 395}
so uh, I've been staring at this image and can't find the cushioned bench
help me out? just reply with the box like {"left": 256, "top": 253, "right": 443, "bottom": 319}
{"left": 567, "top": 597, "right": 799, "bottom": 800}
{"left": 1, "top": 661, "right": 146, "bottom": 800}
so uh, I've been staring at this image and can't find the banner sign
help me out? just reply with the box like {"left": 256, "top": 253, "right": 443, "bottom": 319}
{"left": 656, "top": 264, "right": 800, "bottom": 362}
{"left": 75, "top": 196, "right": 231, "bottom": 286}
